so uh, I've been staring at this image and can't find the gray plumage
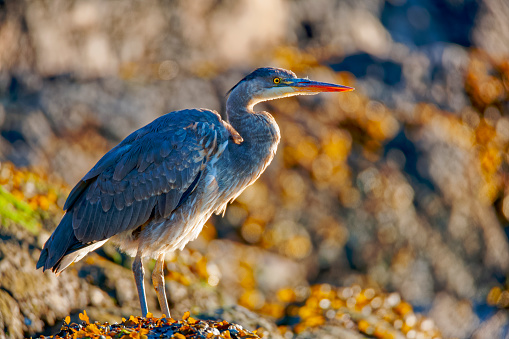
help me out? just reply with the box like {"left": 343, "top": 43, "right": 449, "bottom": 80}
{"left": 37, "top": 67, "right": 353, "bottom": 317}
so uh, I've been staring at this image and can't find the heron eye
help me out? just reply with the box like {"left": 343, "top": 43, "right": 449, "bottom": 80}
{"left": 273, "top": 77, "right": 281, "bottom": 84}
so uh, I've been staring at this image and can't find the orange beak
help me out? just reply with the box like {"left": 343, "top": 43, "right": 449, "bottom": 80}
{"left": 286, "top": 78, "right": 355, "bottom": 93}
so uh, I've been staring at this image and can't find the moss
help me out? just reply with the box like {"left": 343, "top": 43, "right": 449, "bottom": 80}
{"left": 0, "top": 186, "right": 40, "bottom": 234}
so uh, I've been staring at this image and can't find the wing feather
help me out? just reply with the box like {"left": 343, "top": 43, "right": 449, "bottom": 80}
{"left": 164, "top": 163, "right": 177, "bottom": 183}
{"left": 64, "top": 181, "right": 89, "bottom": 211}
{"left": 75, "top": 198, "right": 86, "bottom": 221}
{"left": 73, "top": 200, "right": 90, "bottom": 231}
{"left": 74, "top": 202, "right": 95, "bottom": 240}
{"left": 114, "top": 192, "right": 125, "bottom": 210}
{"left": 133, "top": 182, "right": 144, "bottom": 201}
{"left": 124, "top": 184, "right": 135, "bottom": 206}
{"left": 91, "top": 204, "right": 103, "bottom": 238}
{"left": 128, "top": 198, "right": 144, "bottom": 229}
{"left": 160, "top": 140, "right": 172, "bottom": 157}
{"left": 101, "top": 205, "right": 115, "bottom": 239}
{"left": 158, "top": 175, "right": 170, "bottom": 193}
{"left": 133, "top": 198, "right": 151, "bottom": 227}
{"left": 101, "top": 193, "right": 113, "bottom": 212}
{"left": 164, "top": 191, "right": 180, "bottom": 217}
{"left": 157, "top": 194, "right": 167, "bottom": 217}
{"left": 118, "top": 204, "right": 134, "bottom": 236}
{"left": 113, "top": 148, "right": 139, "bottom": 181}
{"left": 145, "top": 177, "right": 155, "bottom": 197}
{"left": 103, "top": 179, "right": 115, "bottom": 195}
{"left": 109, "top": 207, "right": 123, "bottom": 235}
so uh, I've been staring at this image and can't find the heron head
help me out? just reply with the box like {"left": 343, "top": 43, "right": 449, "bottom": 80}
{"left": 227, "top": 67, "right": 354, "bottom": 110}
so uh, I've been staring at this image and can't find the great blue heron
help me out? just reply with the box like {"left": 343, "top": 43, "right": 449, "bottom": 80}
{"left": 37, "top": 67, "right": 353, "bottom": 317}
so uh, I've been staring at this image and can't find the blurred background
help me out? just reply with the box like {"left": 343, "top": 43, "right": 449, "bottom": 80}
{"left": 1, "top": 0, "right": 509, "bottom": 338}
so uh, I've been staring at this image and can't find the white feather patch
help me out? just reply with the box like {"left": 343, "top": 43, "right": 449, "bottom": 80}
{"left": 248, "top": 86, "right": 317, "bottom": 110}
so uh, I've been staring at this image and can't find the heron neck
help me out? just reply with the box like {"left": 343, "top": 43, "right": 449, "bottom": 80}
{"left": 226, "top": 104, "right": 279, "bottom": 144}
{"left": 221, "top": 95, "right": 280, "bottom": 200}
{"left": 223, "top": 102, "right": 280, "bottom": 196}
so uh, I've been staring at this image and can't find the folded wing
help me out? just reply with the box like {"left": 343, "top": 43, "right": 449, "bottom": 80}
{"left": 37, "top": 109, "right": 235, "bottom": 271}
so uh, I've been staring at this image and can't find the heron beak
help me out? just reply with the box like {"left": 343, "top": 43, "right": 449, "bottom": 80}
{"left": 285, "top": 78, "right": 354, "bottom": 93}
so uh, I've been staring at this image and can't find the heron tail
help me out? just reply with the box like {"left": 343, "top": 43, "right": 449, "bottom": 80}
{"left": 37, "top": 212, "right": 91, "bottom": 274}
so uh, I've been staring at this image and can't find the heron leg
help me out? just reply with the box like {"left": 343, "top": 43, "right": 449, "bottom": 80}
{"left": 152, "top": 253, "right": 171, "bottom": 318}
{"left": 132, "top": 253, "right": 149, "bottom": 317}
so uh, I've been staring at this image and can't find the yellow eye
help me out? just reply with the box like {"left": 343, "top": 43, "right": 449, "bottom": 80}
{"left": 273, "top": 77, "right": 281, "bottom": 84}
